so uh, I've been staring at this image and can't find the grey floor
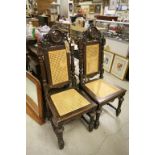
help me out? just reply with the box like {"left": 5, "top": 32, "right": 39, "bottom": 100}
{"left": 26, "top": 72, "right": 129, "bottom": 155}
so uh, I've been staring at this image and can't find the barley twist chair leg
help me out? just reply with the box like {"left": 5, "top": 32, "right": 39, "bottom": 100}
{"left": 46, "top": 103, "right": 51, "bottom": 120}
{"left": 116, "top": 96, "right": 124, "bottom": 117}
{"left": 88, "top": 112, "right": 95, "bottom": 132}
{"left": 94, "top": 108, "right": 102, "bottom": 129}
{"left": 50, "top": 119, "right": 56, "bottom": 132}
{"left": 55, "top": 125, "right": 64, "bottom": 149}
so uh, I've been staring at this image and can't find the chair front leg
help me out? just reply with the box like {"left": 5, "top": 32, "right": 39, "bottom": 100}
{"left": 55, "top": 125, "right": 64, "bottom": 149}
{"left": 94, "top": 107, "right": 102, "bottom": 129}
{"left": 88, "top": 112, "right": 95, "bottom": 132}
{"left": 116, "top": 96, "right": 124, "bottom": 116}
{"left": 46, "top": 102, "right": 51, "bottom": 120}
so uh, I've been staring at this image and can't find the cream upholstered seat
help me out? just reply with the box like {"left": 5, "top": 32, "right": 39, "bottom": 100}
{"left": 85, "top": 79, "right": 121, "bottom": 99}
{"left": 51, "top": 89, "right": 91, "bottom": 116}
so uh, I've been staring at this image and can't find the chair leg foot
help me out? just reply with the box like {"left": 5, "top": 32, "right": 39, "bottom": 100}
{"left": 88, "top": 112, "right": 95, "bottom": 132}
{"left": 55, "top": 125, "right": 64, "bottom": 149}
{"left": 116, "top": 108, "right": 121, "bottom": 116}
{"left": 94, "top": 109, "right": 102, "bottom": 129}
{"left": 46, "top": 103, "right": 51, "bottom": 120}
{"left": 116, "top": 96, "right": 124, "bottom": 117}
{"left": 94, "top": 121, "right": 99, "bottom": 129}
{"left": 51, "top": 121, "right": 65, "bottom": 150}
{"left": 58, "top": 139, "right": 64, "bottom": 150}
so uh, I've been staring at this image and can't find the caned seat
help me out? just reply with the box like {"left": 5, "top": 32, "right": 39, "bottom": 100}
{"left": 51, "top": 89, "right": 90, "bottom": 116}
{"left": 84, "top": 79, "right": 124, "bottom": 103}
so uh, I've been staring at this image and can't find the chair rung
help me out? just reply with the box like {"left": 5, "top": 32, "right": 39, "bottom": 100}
{"left": 107, "top": 103, "right": 117, "bottom": 110}
{"left": 81, "top": 115, "right": 89, "bottom": 125}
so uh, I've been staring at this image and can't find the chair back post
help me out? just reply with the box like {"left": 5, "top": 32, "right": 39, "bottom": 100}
{"left": 70, "top": 42, "right": 76, "bottom": 88}
{"left": 78, "top": 37, "right": 85, "bottom": 87}
{"left": 99, "top": 36, "right": 106, "bottom": 79}
{"left": 78, "top": 24, "right": 106, "bottom": 84}
{"left": 37, "top": 42, "right": 49, "bottom": 95}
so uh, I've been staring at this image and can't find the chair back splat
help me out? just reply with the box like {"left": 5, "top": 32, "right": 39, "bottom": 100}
{"left": 38, "top": 26, "right": 76, "bottom": 93}
{"left": 78, "top": 24, "right": 106, "bottom": 86}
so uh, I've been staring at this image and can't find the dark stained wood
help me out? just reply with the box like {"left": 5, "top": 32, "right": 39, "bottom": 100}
{"left": 70, "top": 45, "right": 76, "bottom": 88}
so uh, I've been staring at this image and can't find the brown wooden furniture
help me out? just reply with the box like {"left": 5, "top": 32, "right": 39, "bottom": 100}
{"left": 77, "top": 24, "right": 126, "bottom": 129}
{"left": 26, "top": 71, "right": 45, "bottom": 125}
{"left": 38, "top": 26, "right": 97, "bottom": 149}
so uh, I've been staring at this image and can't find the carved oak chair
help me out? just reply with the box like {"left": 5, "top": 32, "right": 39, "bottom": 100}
{"left": 77, "top": 25, "right": 126, "bottom": 129}
{"left": 37, "top": 27, "right": 96, "bottom": 149}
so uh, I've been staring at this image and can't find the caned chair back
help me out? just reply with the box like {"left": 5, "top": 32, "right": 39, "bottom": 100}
{"left": 84, "top": 41, "right": 100, "bottom": 76}
{"left": 78, "top": 25, "right": 106, "bottom": 83}
{"left": 44, "top": 45, "right": 71, "bottom": 88}
{"left": 39, "top": 26, "right": 75, "bottom": 89}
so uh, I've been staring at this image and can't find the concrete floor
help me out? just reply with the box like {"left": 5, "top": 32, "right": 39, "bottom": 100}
{"left": 26, "top": 72, "right": 129, "bottom": 155}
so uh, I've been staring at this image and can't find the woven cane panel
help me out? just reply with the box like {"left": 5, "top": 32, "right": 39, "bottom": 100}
{"left": 51, "top": 89, "right": 90, "bottom": 116}
{"left": 48, "top": 49, "right": 69, "bottom": 85}
{"left": 86, "top": 44, "right": 99, "bottom": 75}
{"left": 85, "top": 79, "right": 120, "bottom": 98}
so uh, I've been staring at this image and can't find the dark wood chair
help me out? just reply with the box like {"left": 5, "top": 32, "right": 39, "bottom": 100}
{"left": 77, "top": 24, "right": 126, "bottom": 129}
{"left": 37, "top": 26, "right": 97, "bottom": 149}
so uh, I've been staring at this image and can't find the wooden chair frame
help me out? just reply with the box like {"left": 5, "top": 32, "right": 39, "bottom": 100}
{"left": 77, "top": 24, "right": 126, "bottom": 129}
{"left": 37, "top": 26, "right": 97, "bottom": 149}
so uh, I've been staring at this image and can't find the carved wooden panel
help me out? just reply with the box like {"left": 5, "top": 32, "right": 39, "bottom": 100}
{"left": 48, "top": 49, "right": 69, "bottom": 85}
{"left": 86, "top": 44, "right": 99, "bottom": 75}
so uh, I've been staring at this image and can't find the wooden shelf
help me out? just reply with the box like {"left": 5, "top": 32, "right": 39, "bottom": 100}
{"left": 96, "top": 19, "right": 129, "bottom": 25}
